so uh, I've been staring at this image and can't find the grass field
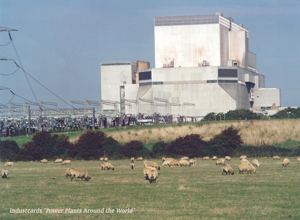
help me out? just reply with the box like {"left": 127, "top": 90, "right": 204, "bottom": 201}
{"left": 1, "top": 158, "right": 300, "bottom": 219}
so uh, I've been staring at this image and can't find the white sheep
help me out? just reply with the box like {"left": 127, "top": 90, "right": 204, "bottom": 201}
{"left": 241, "top": 159, "right": 250, "bottom": 164}
{"left": 221, "top": 164, "right": 234, "bottom": 175}
{"left": 282, "top": 158, "right": 290, "bottom": 167}
{"left": 101, "top": 162, "right": 115, "bottom": 170}
{"left": 130, "top": 157, "right": 134, "bottom": 162}
{"left": 240, "top": 155, "right": 247, "bottom": 160}
{"left": 238, "top": 163, "right": 256, "bottom": 174}
{"left": 202, "top": 156, "right": 209, "bottom": 161}
{"left": 181, "top": 156, "right": 189, "bottom": 160}
{"left": 70, "top": 169, "right": 91, "bottom": 181}
{"left": 225, "top": 156, "right": 231, "bottom": 161}
{"left": 65, "top": 167, "right": 75, "bottom": 178}
{"left": 54, "top": 159, "right": 63, "bottom": 163}
{"left": 144, "top": 161, "right": 160, "bottom": 170}
{"left": 136, "top": 157, "right": 143, "bottom": 161}
{"left": 273, "top": 156, "right": 280, "bottom": 160}
{"left": 40, "top": 159, "right": 48, "bottom": 164}
{"left": 297, "top": 157, "right": 300, "bottom": 164}
{"left": 104, "top": 157, "right": 108, "bottom": 162}
{"left": 130, "top": 161, "right": 134, "bottom": 169}
{"left": 99, "top": 157, "right": 104, "bottom": 161}
{"left": 148, "top": 167, "right": 159, "bottom": 184}
{"left": 1, "top": 169, "right": 9, "bottom": 178}
{"left": 4, "top": 162, "right": 13, "bottom": 168}
{"left": 252, "top": 159, "right": 259, "bottom": 167}
{"left": 216, "top": 158, "right": 225, "bottom": 166}
{"left": 168, "top": 160, "right": 180, "bottom": 167}
{"left": 179, "top": 160, "right": 191, "bottom": 167}
{"left": 143, "top": 166, "right": 152, "bottom": 180}
{"left": 162, "top": 160, "right": 172, "bottom": 167}
{"left": 62, "top": 160, "right": 71, "bottom": 165}
{"left": 212, "top": 156, "right": 217, "bottom": 160}
{"left": 189, "top": 159, "right": 196, "bottom": 166}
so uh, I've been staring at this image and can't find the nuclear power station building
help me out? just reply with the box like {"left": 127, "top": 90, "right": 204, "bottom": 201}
{"left": 101, "top": 13, "right": 281, "bottom": 118}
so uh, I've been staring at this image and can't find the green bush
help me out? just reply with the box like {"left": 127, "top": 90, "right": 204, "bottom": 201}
{"left": 152, "top": 141, "right": 168, "bottom": 157}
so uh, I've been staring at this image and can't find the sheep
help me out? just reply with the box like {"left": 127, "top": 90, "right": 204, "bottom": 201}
{"left": 130, "top": 157, "right": 134, "bottom": 162}
{"left": 297, "top": 157, "right": 300, "bottom": 163}
{"left": 162, "top": 157, "right": 174, "bottom": 163}
{"left": 168, "top": 160, "right": 180, "bottom": 167}
{"left": 101, "top": 162, "right": 115, "bottom": 170}
{"left": 189, "top": 159, "right": 196, "bottom": 166}
{"left": 252, "top": 159, "right": 260, "bottom": 167}
{"left": 40, "top": 159, "right": 48, "bottom": 164}
{"left": 181, "top": 156, "right": 189, "bottom": 160}
{"left": 282, "top": 158, "right": 290, "bottom": 167}
{"left": 221, "top": 164, "right": 234, "bottom": 175}
{"left": 104, "top": 157, "right": 108, "bottom": 162}
{"left": 65, "top": 167, "right": 75, "bottom": 178}
{"left": 212, "top": 156, "right": 217, "bottom": 160}
{"left": 216, "top": 158, "right": 225, "bottom": 166}
{"left": 144, "top": 161, "right": 160, "bottom": 170}
{"left": 1, "top": 169, "right": 9, "bottom": 178}
{"left": 143, "top": 166, "right": 152, "bottom": 180}
{"left": 148, "top": 167, "right": 159, "bottom": 184}
{"left": 179, "top": 160, "right": 191, "bottom": 167}
{"left": 162, "top": 160, "right": 172, "bottom": 167}
{"left": 54, "top": 159, "right": 63, "bottom": 163}
{"left": 241, "top": 159, "right": 250, "bottom": 164}
{"left": 62, "top": 160, "right": 71, "bottom": 165}
{"left": 240, "top": 155, "right": 247, "bottom": 160}
{"left": 99, "top": 157, "right": 104, "bottom": 161}
{"left": 273, "top": 156, "right": 280, "bottom": 160}
{"left": 4, "top": 162, "right": 13, "bottom": 168}
{"left": 238, "top": 163, "right": 256, "bottom": 174}
{"left": 136, "top": 157, "right": 143, "bottom": 161}
{"left": 130, "top": 161, "right": 134, "bottom": 169}
{"left": 70, "top": 168, "right": 91, "bottom": 181}
{"left": 225, "top": 156, "right": 231, "bottom": 161}
{"left": 202, "top": 156, "right": 209, "bottom": 161}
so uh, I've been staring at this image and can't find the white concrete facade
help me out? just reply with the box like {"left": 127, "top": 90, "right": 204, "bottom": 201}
{"left": 100, "top": 13, "right": 281, "bottom": 117}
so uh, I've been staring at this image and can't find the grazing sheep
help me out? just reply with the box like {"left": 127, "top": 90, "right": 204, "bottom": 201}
{"left": 144, "top": 161, "right": 160, "bottom": 170}
{"left": 130, "top": 157, "right": 134, "bottom": 162}
{"left": 282, "top": 158, "right": 290, "bottom": 167}
{"left": 273, "top": 156, "right": 280, "bottom": 160}
{"left": 70, "top": 169, "right": 91, "bottom": 181}
{"left": 202, "top": 156, "right": 209, "bottom": 161}
{"left": 4, "top": 162, "right": 13, "bottom": 168}
{"left": 130, "top": 161, "right": 134, "bottom": 169}
{"left": 179, "top": 160, "right": 191, "bottom": 167}
{"left": 162, "top": 157, "right": 174, "bottom": 163}
{"left": 148, "top": 167, "right": 159, "bottom": 184}
{"left": 181, "top": 156, "right": 189, "bottom": 160}
{"left": 216, "top": 158, "right": 225, "bottom": 166}
{"left": 212, "top": 156, "right": 217, "bottom": 160}
{"left": 225, "top": 156, "right": 231, "bottom": 161}
{"left": 168, "top": 160, "right": 180, "bottom": 167}
{"left": 101, "top": 162, "right": 115, "bottom": 170}
{"left": 162, "top": 160, "right": 172, "bottom": 167}
{"left": 40, "top": 159, "right": 48, "bottom": 164}
{"left": 252, "top": 159, "right": 260, "bottom": 167}
{"left": 54, "top": 159, "right": 63, "bottom": 163}
{"left": 1, "top": 169, "right": 9, "bottom": 178}
{"left": 189, "top": 159, "right": 196, "bottom": 166}
{"left": 297, "top": 157, "right": 300, "bottom": 163}
{"left": 240, "top": 155, "right": 247, "bottom": 160}
{"left": 62, "top": 160, "right": 71, "bottom": 165}
{"left": 65, "top": 167, "right": 75, "bottom": 178}
{"left": 221, "top": 164, "right": 234, "bottom": 175}
{"left": 143, "top": 166, "right": 152, "bottom": 180}
{"left": 241, "top": 159, "right": 250, "bottom": 164}
{"left": 136, "top": 157, "right": 143, "bottom": 161}
{"left": 238, "top": 163, "right": 256, "bottom": 174}
{"left": 99, "top": 157, "right": 104, "bottom": 161}
{"left": 104, "top": 157, "right": 108, "bottom": 162}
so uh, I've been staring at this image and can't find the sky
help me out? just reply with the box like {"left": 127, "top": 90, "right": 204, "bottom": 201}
{"left": 1, "top": 0, "right": 300, "bottom": 110}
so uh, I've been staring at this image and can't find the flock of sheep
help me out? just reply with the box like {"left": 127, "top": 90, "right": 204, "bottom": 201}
{"left": 1, "top": 155, "right": 299, "bottom": 182}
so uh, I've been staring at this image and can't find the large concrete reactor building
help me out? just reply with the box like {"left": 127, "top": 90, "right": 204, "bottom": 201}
{"left": 101, "top": 13, "right": 281, "bottom": 118}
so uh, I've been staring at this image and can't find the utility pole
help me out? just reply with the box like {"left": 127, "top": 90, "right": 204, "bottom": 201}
{"left": 28, "top": 105, "right": 31, "bottom": 136}
{"left": 92, "top": 107, "right": 95, "bottom": 130}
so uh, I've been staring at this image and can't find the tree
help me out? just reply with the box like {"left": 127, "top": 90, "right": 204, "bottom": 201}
{"left": 0, "top": 140, "right": 20, "bottom": 161}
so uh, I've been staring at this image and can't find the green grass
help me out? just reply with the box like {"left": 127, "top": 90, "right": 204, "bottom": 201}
{"left": 274, "top": 141, "right": 300, "bottom": 149}
{"left": 1, "top": 158, "right": 300, "bottom": 219}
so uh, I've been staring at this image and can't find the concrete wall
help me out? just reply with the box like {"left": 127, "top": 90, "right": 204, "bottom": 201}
{"left": 253, "top": 88, "right": 281, "bottom": 108}
{"left": 154, "top": 24, "right": 221, "bottom": 68}
{"left": 229, "top": 31, "right": 247, "bottom": 68}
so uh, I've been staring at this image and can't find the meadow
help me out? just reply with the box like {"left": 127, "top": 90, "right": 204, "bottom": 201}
{"left": 1, "top": 158, "right": 300, "bottom": 219}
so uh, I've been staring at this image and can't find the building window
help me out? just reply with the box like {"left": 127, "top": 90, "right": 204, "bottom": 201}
{"left": 139, "top": 71, "right": 151, "bottom": 80}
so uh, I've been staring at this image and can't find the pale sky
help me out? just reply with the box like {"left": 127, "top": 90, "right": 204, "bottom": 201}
{"left": 1, "top": 0, "right": 299, "bottom": 109}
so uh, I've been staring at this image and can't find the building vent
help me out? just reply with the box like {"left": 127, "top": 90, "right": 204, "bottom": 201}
{"left": 199, "top": 60, "right": 209, "bottom": 66}
{"left": 233, "top": 60, "right": 239, "bottom": 66}
{"left": 163, "top": 60, "right": 174, "bottom": 68}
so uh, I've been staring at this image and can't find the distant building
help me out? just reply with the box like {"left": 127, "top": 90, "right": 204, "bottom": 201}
{"left": 101, "top": 13, "right": 281, "bottom": 118}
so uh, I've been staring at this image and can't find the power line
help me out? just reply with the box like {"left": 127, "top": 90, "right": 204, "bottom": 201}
{"left": 0, "top": 67, "right": 19, "bottom": 76}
